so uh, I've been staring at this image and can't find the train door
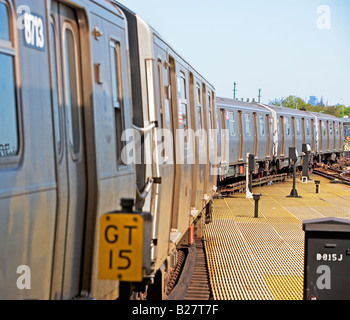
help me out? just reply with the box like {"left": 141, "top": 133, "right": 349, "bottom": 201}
{"left": 253, "top": 112, "right": 258, "bottom": 157}
{"left": 238, "top": 111, "right": 244, "bottom": 160}
{"left": 154, "top": 48, "right": 175, "bottom": 265}
{"left": 302, "top": 118, "right": 306, "bottom": 145}
{"left": 266, "top": 114, "right": 271, "bottom": 157}
{"left": 220, "top": 109, "right": 227, "bottom": 163}
{"left": 51, "top": 1, "right": 87, "bottom": 299}
{"left": 168, "top": 56, "right": 193, "bottom": 243}
{"left": 280, "top": 116, "right": 285, "bottom": 156}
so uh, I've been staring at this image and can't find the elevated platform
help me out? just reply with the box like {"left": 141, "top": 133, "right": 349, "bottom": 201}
{"left": 204, "top": 174, "right": 350, "bottom": 300}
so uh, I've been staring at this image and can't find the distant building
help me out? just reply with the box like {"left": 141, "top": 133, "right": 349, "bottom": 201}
{"left": 319, "top": 96, "right": 325, "bottom": 106}
{"left": 308, "top": 96, "right": 318, "bottom": 106}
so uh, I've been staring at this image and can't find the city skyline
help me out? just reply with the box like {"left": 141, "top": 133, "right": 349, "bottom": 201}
{"left": 121, "top": 0, "right": 350, "bottom": 106}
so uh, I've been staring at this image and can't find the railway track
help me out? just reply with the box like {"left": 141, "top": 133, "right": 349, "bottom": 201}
{"left": 217, "top": 173, "right": 288, "bottom": 196}
{"left": 312, "top": 159, "right": 350, "bottom": 186}
{"left": 183, "top": 239, "right": 212, "bottom": 300}
{"left": 167, "top": 239, "right": 212, "bottom": 300}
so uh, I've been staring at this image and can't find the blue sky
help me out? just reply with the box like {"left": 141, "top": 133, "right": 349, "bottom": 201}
{"left": 121, "top": 0, "right": 350, "bottom": 106}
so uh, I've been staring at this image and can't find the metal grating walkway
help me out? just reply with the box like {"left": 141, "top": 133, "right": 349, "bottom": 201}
{"left": 205, "top": 174, "right": 350, "bottom": 300}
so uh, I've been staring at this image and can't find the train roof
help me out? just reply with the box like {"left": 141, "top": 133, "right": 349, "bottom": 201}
{"left": 307, "top": 111, "right": 341, "bottom": 120}
{"left": 259, "top": 104, "right": 314, "bottom": 118}
{"left": 260, "top": 104, "right": 342, "bottom": 121}
{"left": 216, "top": 97, "right": 269, "bottom": 112}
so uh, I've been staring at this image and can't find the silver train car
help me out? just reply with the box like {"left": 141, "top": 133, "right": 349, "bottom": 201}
{"left": 216, "top": 97, "right": 344, "bottom": 181}
{"left": 0, "top": 0, "right": 216, "bottom": 300}
{"left": 0, "top": 0, "right": 138, "bottom": 300}
{"left": 119, "top": 4, "right": 217, "bottom": 299}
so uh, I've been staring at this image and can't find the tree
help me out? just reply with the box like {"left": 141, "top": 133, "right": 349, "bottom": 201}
{"left": 324, "top": 105, "right": 341, "bottom": 118}
{"left": 269, "top": 98, "right": 285, "bottom": 106}
{"left": 281, "top": 96, "right": 307, "bottom": 110}
{"left": 270, "top": 95, "right": 349, "bottom": 118}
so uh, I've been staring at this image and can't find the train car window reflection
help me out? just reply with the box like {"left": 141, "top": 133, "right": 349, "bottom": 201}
{"left": 285, "top": 117, "right": 290, "bottom": 136}
{"left": 322, "top": 121, "right": 326, "bottom": 136}
{"left": 296, "top": 118, "right": 301, "bottom": 135}
{"left": 208, "top": 92, "right": 213, "bottom": 129}
{"left": 196, "top": 83, "right": 202, "bottom": 130}
{"left": 329, "top": 122, "right": 333, "bottom": 135}
{"left": 110, "top": 40, "right": 126, "bottom": 165}
{"left": 110, "top": 41, "right": 121, "bottom": 109}
{"left": 179, "top": 72, "right": 188, "bottom": 129}
{"left": 157, "top": 59, "right": 167, "bottom": 159}
{"left": 245, "top": 113, "right": 251, "bottom": 136}
{"left": 0, "top": 54, "right": 18, "bottom": 157}
{"left": 306, "top": 119, "right": 310, "bottom": 136}
{"left": 208, "top": 93, "right": 213, "bottom": 138}
{"left": 259, "top": 115, "right": 265, "bottom": 136}
{"left": 196, "top": 83, "right": 201, "bottom": 105}
{"left": 64, "top": 27, "right": 81, "bottom": 156}
{"left": 50, "top": 22, "right": 62, "bottom": 156}
{"left": 0, "top": 2, "right": 18, "bottom": 158}
{"left": 229, "top": 112, "right": 235, "bottom": 136}
{"left": 0, "top": 2, "right": 10, "bottom": 41}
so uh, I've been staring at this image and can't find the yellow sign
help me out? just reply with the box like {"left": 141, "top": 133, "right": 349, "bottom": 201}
{"left": 99, "top": 213, "right": 143, "bottom": 282}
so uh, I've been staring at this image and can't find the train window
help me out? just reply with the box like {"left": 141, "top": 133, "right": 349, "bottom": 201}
{"left": 0, "top": 54, "right": 18, "bottom": 158}
{"left": 285, "top": 117, "right": 290, "bottom": 136}
{"left": 157, "top": 59, "right": 168, "bottom": 159}
{"left": 110, "top": 41, "right": 121, "bottom": 109}
{"left": 0, "top": 2, "right": 19, "bottom": 159}
{"left": 207, "top": 91, "right": 214, "bottom": 140}
{"left": 329, "top": 122, "right": 333, "bottom": 135}
{"left": 196, "top": 83, "right": 201, "bottom": 105}
{"left": 110, "top": 40, "right": 126, "bottom": 165}
{"left": 296, "top": 118, "right": 301, "bottom": 136}
{"left": 259, "top": 115, "right": 265, "bottom": 136}
{"left": 306, "top": 119, "right": 310, "bottom": 136}
{"left": 157, "top": 60, "right": 165, "bottom": 128}
{"left": 196, "top": 83, "right": 202, "bottom": 130}
{"left": 50, "top": 21, "right": 62, "bottom": 156}
{"left": 0, "top": 2, "right": 10, "bottom": 41}
{"left": 322, "top": 121, "right": 326, "bottom": 136}
{"left": 178, "top": 72, "right": 188, "bottom": 129}
{"left": 64, "top": 27, "right": 81, "bottom": 156}
{"left": 208, "top": 92, "right": 213, "bottom": 129}
{"left": 229, "top": 112, "right": 235, "bottom": 136}
{"left": 245, "top": 113, "right": 251, "bottom": 136}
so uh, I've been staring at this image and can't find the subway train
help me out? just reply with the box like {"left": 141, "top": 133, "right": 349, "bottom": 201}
{"left": 0, "top": 0, "right": 344, "bottom": 300}
{"left": 216, "top": 97, "right": 344, "bottom": 182}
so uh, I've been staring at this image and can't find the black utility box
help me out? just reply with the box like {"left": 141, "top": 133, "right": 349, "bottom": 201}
{"left": 303, "top": 218, "right": 350, "bottom": 300}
